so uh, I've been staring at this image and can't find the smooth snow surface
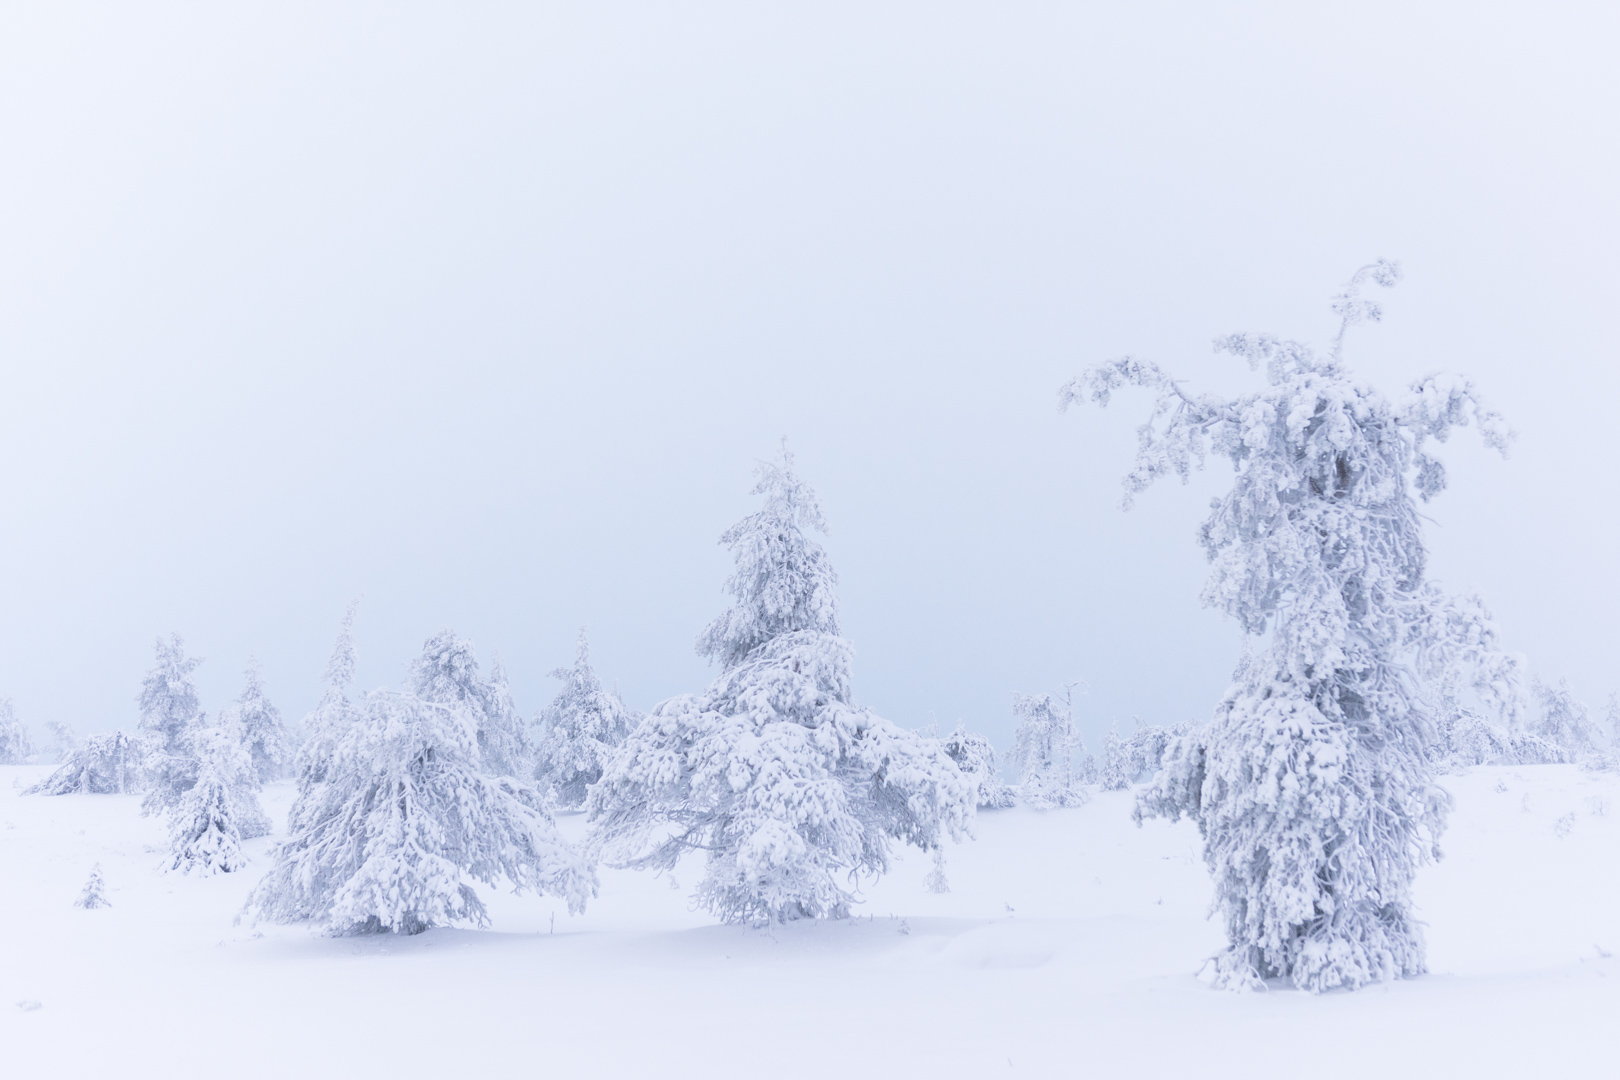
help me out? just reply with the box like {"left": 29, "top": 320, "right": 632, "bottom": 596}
{"left": 3, "top": 764, "right": 1615, "bottom": 1078}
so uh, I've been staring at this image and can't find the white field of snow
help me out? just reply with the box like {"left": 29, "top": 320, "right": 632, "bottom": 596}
{"left": 2, "top": 764, "right": 1616, "bottom": 1079}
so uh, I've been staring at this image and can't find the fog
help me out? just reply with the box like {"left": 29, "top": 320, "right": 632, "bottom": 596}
{"left": 1, "top": 2, "right": 1615, "bottom": 751}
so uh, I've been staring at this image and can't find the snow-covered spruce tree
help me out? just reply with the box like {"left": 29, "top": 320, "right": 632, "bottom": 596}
{"left": 1100, "top": 725, "right": 1131, "bottom": 791}
{"left": 27, "top": 731, "right": 143, "bottom": 795}
{"left": 1011, "top": 687, "right": 1089, "bottom": 808}
{"left": 166, "top": 725, "right": 269, "bottom": 874}
{"left": 138, "top": 633, "right": 205, "bottom": 812}
{"left": 533, "top": 629, "right": 641, "bottom": 809}
{"left": 245, "top": 686, "right": 594, "bottom": 934}
{"left": 226, "top": 661, "right": 291, "bottom": 786}
{"left": 587, "top": 448, "right": 973, "bottom": 924}
{"left": 294, "top": 604, "right": 365, "bottom": 798}
{"left": 409, "top": 630, "right": 531, "bottom": 778}
{"left": 1068, "top": 262, "right": 1514, "bottom": 991}
{"left": 0, "top": 698, "right": 34, "bottom": 764}
{"left": 75, "top": 865, "right": 111, "bottom": 909}
{"left": 942, "top": 723, "right": 1016, "bottom": 809}
{"left": 1529, "top": 676, "right": 1605, "bottom": 761}
{"left": 45, "top": 720, "right": 77, "bottom": 763}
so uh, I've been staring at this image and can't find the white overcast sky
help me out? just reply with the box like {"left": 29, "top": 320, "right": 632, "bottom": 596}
{"left": 1, "top": 2, "right": 1615, "bottom": 750}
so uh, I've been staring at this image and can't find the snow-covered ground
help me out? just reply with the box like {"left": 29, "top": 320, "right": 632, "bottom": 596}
{"left": 2, "top": 764, "right": 1615, "bottom": 1078}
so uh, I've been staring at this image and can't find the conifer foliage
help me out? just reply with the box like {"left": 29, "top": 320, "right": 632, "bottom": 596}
{"left": 1069, "top": 262, "right": 1514, "bottom": 991}
{"left": 0, "top": 698, "right": 34, "bottom": 764}
{"left": 139, "top": 633, "right": 206, "bottom": 812}
{"left": 588, "top": 449, "right": 973, "bottom": 924}
{"left": 533, "top": 629, "right": 640, "bottom": 809}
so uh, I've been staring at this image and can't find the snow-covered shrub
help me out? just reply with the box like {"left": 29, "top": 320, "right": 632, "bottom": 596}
{"left": 166, "top": 725, "right": 268, "bottom": 874}
{"left": 75, "top": 865, "right": 110, "bottom": 909}
{"left": 245, "top": 683, "right": 593, "bottom": 935}
{"left": 27, "top": 731, "right": 143, "bottom": 795}
{"left": 1074, "top": 261, "right": 1513, "bottom": 992}
{"left": 588, "top": 448, "right": 973, "bottom": 925}
{"left": 1011, "top": 689, "right": 1088, "bottom": 808}
{"left": 139, "top": 633, "right": 205, "bottom": 813}
{"left": 410, "top": 630, "right": 531, "bottom": 778}
{"left": 534, "top": 630, "right": 641, "bottom": 810}
{"left": 0, "top": 698, "right": 34, "bottom": 764}
{"left": 942, "top": 724, "right": 1015, "bottom": 809}
{"left": 225, "top": 662, "right": 291, "bottom": 786}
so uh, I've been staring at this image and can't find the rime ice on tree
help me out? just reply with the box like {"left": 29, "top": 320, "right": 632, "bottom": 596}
{"left": 942, "top": 724, "right": 1015, "bottom": 809}
{"left": 588, "top": 448, "right": 973, "bottom": 924}
{"left": 533, "top": 630, "right": 640, "bottom": 809}
{"left": 410, "top": 630, "right": 532, "bottom": 778}
{"left": 1068, "top": 262, "right": 1514, "bottom": 991}
{"left": 1011, "top": 688, "right": 1088, "bottom": 809}
{"left": 246, "top": 629, "right": 594, "bottom": 935}
{"left": 139, "top": 633, "right": 206, "bottom": 813}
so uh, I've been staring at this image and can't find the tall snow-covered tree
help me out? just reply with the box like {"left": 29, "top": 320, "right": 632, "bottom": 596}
{"left": 533, "top": 629, "right": 641, "bottom": 809}
{"left": 1011, "top": 688, "right": 1088, "bottom": 808}
{"left": 226, "top": 661, "right": 291, "bottom": 785}
{"left": 166, "top": 724, "right": 269, "bottom": 874}
{"left": 139, "top": 633, "right": 205, "bottom": 812}
{"left": 941, "top": 724, "right": 1015, "bottom": 809}
{"left": 1099, "top": 725, "right": 1131, "bottom": 792}
{"left": 1069, "top": 261, "right": 1513, "bottom": 991}
{"left": 409, "top": 630, "right": 531, "bottom": 778}
{"left": 588, "top": 448, "right": 974, "bottom": 924}
{"left": 245, "top": 687, "right": 594, "bottom": 935}
{"left": 0, "top": 698, "right": 34, "bottom": 764}
{"left": 27, "top": 731, "right": 143, "bottom": 795}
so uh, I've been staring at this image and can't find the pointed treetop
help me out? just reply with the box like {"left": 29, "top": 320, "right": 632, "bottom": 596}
{"left": 697, "top": 445, "right": 840, "bottom": 671}
{"left": 321, "top": 599, "right": 361, "bottom": 703}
